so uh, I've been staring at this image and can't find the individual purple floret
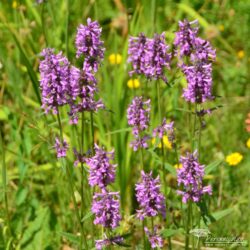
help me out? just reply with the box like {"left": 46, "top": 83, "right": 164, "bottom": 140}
{"left": 92, "top": 190, "right": 121, "bottom": 229}
{"left": 177, "top": 151, "right": 212, "bottom": 203}
{"left": 144, "top": 226, "right": 164, "bottom": 249}
{"left": 39, "top": 48, "right": 71, "bottom": 114}
{"left": 135, "top": 171, "right": 166, "bottom": 220}
{"left": 85, "top": 144, "right": 116, "bottom": 189}
{"left": 146, "top": 33, "right": 171, "bottom": 82}
{"left": 95, "top": 235, "right": 124, "bottom": 250}
{"left": 75, "top": 18, "right": 105, "bottom": 72}
{"left": 127, "top": 97, "right": 150, "bottom": 136}
{"left": 153, "top": 118, "right": 174, "bottom": 139}
{"left": 128, "top": 33, "right": 151, "bottom": 76}
{"left": 174, "top": 19, "right": 199, "bottom": 58}
{"left": 53, "top": 137, "right": 69, "bottom": 158}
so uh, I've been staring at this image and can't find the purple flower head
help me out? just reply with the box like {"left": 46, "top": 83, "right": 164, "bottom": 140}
{"left": 95, "top": 235, "right": 124, "bottom": 250}
{"left": 146, "top": 33, "right": 171, "bottom": 82}
{"left": 136, "top": 171, "right": 166, "bottom": 220}
{"left": 92, "top": 190, "right": 121, "bottom": 229}
{"left": 53, "top": 137, "right": 69, "bottom": 158}
{"left": 127, "top": 96, "right": 151, "bottom": 136}
{"left": 128, "top": 33, "right": 171, "bottom": 82}
{"left": 128, "top": 33, "right": 151, "bottom": 76}
{"left": 67, "top": 66, "right": 104, "bottom": 124}
{"left": 130, "top": 135, "right": 150, "bottom": 151}
{"left": 153, "top": 118, "right": 174, "bottom": 141}
{"left": 182, "top": 63, "right": 214, "bottom": 103}
{"left": 144, "top": 226, "right": 164, "bottom": 249}
{"left": 39, "top": 48, "right": 71, "bottom": 114}
{"left": 191, "top": 38, "right": 216, "bottom": 63}
{"left": 73, "top": 148, "right": 87, "bottom": 167}
{"left": 177, "top": 151, "right": 212, "bottom": 203}
{"left": 85, "top": 144, "right": 117, "bottom": 189}
{"left": 75, "top": 18, "right": 105, "bottom": 72}
{"left": 174, "top": 19, "right": 199, "bottom": 58}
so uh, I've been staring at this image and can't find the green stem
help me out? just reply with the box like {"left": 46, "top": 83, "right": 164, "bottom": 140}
{"left": 65, "top": 0, "right": 69, "bottom": 57}
{"left": 185, "top": 201, "right": 192, "bottom": 250}
{"left": 90, "top": 111, "right": 95, "bottom": 154}
{"left": 56, "top": 112, "right": 88, "bottom": 250}
{"left": 0, "top": 125, "right": 12, "bottom": 241}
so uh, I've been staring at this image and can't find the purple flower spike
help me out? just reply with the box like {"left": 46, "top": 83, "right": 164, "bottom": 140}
{"left": 128, "top": 33, "right": 151, "bottom": 76}
{"left": 75, "top": 18, "right": 105, "bottom": 72}
{"left": 92, "top": 190, "right": 121, "bottom": 229}
{"left": 85, "top": 144, "right": 117, "bottom": 189}
{"left": 128, "top": 33, "right": 171, "bottom": 82}
{"left": 39, "top": 48, "right": 71, "bottom": 114}
{"left": 175, "top": 19, "right": 216, "bottom": 104}
{"left": 153, "top": 118, "right": 174, "bottom": 138}
{"left": 127, "top": 96, "right": 151, "bottom": 151}
{"left": 146, "top": 33, "right": 171, "bottom": 82}
{"left": 53, "top": 137, "right": 69, "bottom": 158}
{"left": 136, "top": 171, "right": 166, "bottom": 220}
{"left": 177, "top": 151, "right": 212, "bottom": 203}
{"left": 95, "top": 235, "right": 124, "bottom": 250}
{"left": 144, "top": 226, "right": 164, "bottom": 249}
{"left": 174, "top": 19, "right": 199, "bottom": 58}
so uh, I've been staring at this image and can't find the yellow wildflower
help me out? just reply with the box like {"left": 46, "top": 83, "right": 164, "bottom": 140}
{"left": 226, "top": 152, "right": 243, "bottom": 166}
{"left": 152, "top": 135, "right": 172, "bottom": 149}
{"left": 218, "top": 25, "right": 224, "bottom": 32}
{"left": 12, "top": 1, "right": 17, "bottom": 8}
{"left": 108, "top": 53, "right": 122, "bottom": 65}
{"left": 237, "top": 50, "right": 244, "bottom": 59}
{"left": 174, "top": 163, "right": 182, "bottom": 169}
{"left": 246, "top": 138, "right": 250, "bottom": 149}
{"left": 127, "top": 79, "right": 140, "bottom": 89}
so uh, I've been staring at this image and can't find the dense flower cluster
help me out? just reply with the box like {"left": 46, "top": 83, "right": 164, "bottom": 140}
{"left": 75, "top": 18, "right": 105, "bottom": 72}
{"left": 177, "top": 151, "right": 212, "bottom": 203}
{"left": 128, "top": 33, "right": 171, "bottom": 82}
{"left": 135, "top": 171, "right": 166, "bottom": 220}
{"left": 54, "top": 137, "right": 69, "bottom": 158}
{"left": 175, "top": 19, "right": 216, "bottom": 103}
{"left": 95, "top": 235, "right": 124, "bottom": 250}
{"left": 92, "top": 191, "right": 121, "bottom": 229}
{"left": 85, "top": 144, "right": 116, "bottom": 189}
{"left": 144, "top": 226, "right": 164, "bottom": 249}
{"left": 153, "top": 118, "right": 175, "bottom": 145}
{"left": 39, "top": 48, "right": 71, "bottom": 114}
{"left": 127, "top": 97, "right": 151, "bottom": 151}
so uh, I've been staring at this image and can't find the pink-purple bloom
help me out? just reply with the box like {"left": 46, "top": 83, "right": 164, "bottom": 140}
{"left": 128, "top": 33, "right": 171, "bottom": 82}
{"left": 177, "top": 151, "right": 212, "bottom": 203}
{"left": 135, "top": 171, "right": 166, "bottom": 220}
{"left": 153, "top": 118, "right": 175, "bottom": 144}
{"left": 75, "top": 18, "right": 105, "bottom": 72}
{"left": 92, "top": 190, "right": 121, "bottom": 229}
{"left": 39, "top": 48, "right": 71, "bottom": 114}
{"left": 95, "top": 235, "right": 124, "bottom": 250}
{"left": 53, "top": 137, "right": 69, "bottom": 158}
{"left": 175, "top": 20, "right": 216, "bottom": 103}
{"left": 85, "top": 144, "right": 116, "bottom": 189}
{"left": 144, "top": 226, "right": 164, "bottom": 249}
{"left": 127, "top": 96, "right": 151, "bottom": 151}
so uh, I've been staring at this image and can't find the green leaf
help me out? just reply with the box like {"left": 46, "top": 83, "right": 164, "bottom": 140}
{"left": 211, "top": 207, "right": 235, "bottom": 222}
{"left": 161, "top": 228, "right": 185, "bottom": 238}
{"left": 81, "top": 211, "right": 93, "bottom": 222}
{"left": 16, "top": 187, "right": 29, "bottom": 206}
{"left": 59, "top": 232, "right": 79, "bottom": 245}
{"left": 205, "top": 159, "right": 223, "bottom": 174}
{"left": 164, "top": 162, "right": 177, "bottom": 176}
